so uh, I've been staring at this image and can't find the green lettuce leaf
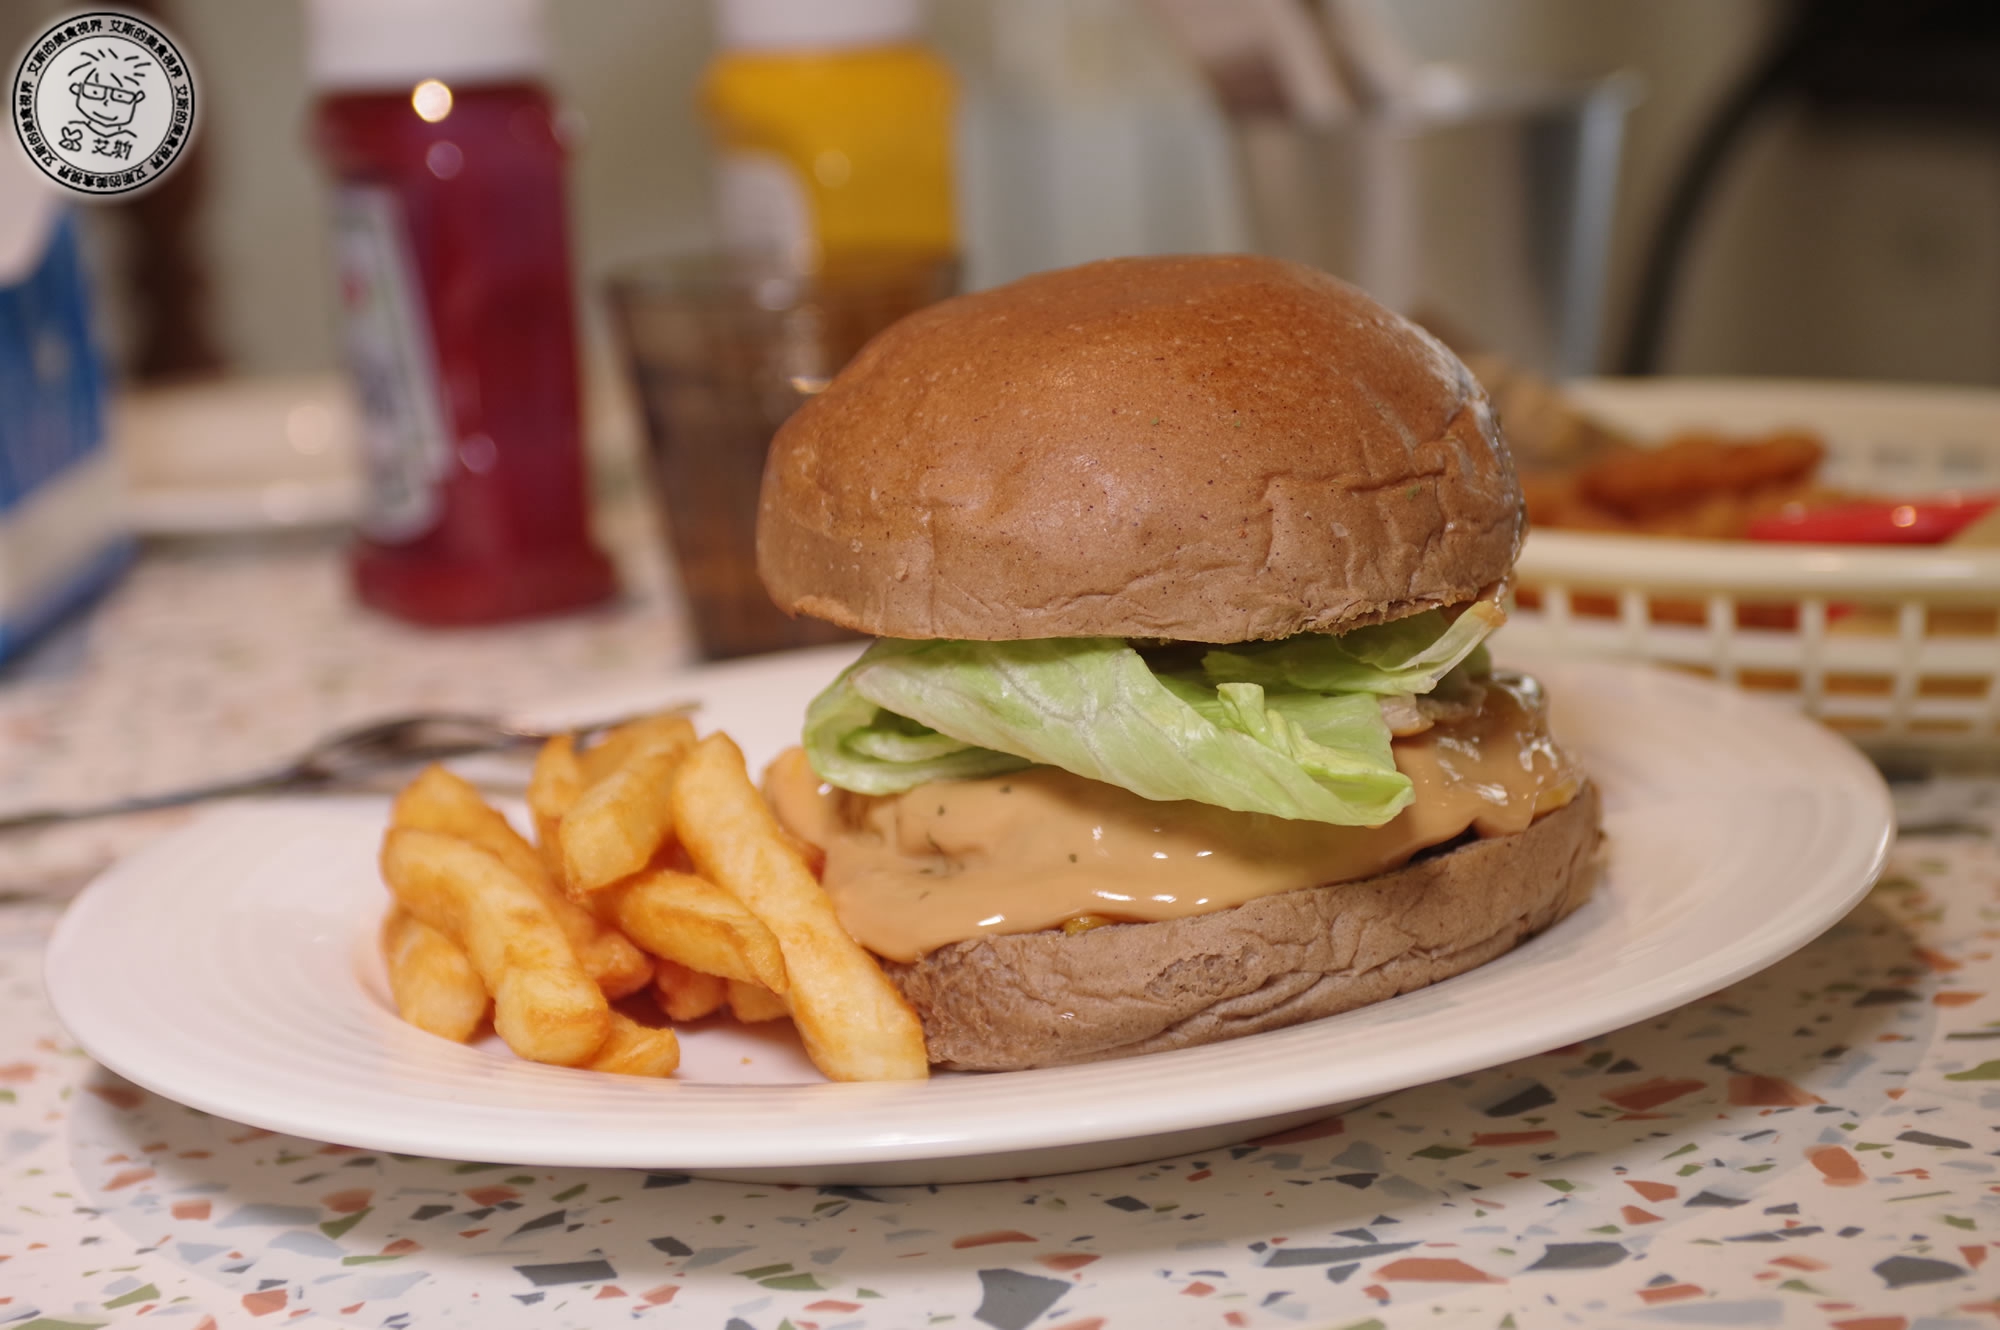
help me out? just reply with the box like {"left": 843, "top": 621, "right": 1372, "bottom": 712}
{"left": 1200, "top": 599, "right": 1505, "bottom": 696}
{"left": 799, "top": 598, "right": 1504, "bottom": 826}
{"left": 805, "top": 639, "right": 1410, "bottom": 825}
{"left": 802, "top": 662, "right": 1032, "bottom": 792}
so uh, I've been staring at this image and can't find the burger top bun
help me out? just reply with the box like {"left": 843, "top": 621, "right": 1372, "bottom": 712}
{"left": 757, "top": 254, "right": 1523, "bottom": 643}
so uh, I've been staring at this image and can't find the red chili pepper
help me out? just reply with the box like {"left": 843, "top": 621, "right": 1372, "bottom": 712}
{"left": 1747, "top": 496, "right": 2000, "bottom": 544}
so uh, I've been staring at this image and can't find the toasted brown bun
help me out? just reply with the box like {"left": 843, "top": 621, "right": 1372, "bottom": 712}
{"left": 888, "top": 782, "right": 1600, "bottom": 1071}
{"left": 757, "top": 254, "right": 1522, "bottom": 642}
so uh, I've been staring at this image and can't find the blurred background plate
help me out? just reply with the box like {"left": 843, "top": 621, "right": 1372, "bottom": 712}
{"left": 113, "top": 371, "right": 364, "bottom": 535}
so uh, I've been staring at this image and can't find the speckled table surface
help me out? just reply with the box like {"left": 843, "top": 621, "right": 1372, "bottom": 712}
{"left": 4, "top": 528, "right": 1999, "bottom": 1330}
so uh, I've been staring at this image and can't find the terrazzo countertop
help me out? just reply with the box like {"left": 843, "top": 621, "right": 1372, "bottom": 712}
{"left": 0, "top": 500, "right": 689, "bottom": 897}
{"left": 4, "top": 527, "right": 1999, "bottom": 1329}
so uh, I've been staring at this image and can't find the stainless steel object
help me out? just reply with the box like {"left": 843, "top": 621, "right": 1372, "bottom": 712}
{"left": 1232, "top": 70, "right": 1639, "bottom": 377}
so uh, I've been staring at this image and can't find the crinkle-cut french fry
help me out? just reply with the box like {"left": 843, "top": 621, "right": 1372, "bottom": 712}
{"left": 579, "top": 713, "right": 698, "bottom": 788}
{"left": 727, "top": 979, "right": 789, "bottom": 1024}
{"left": 600, "top": 867, "right": 789, "bottom": 994}
{"left": 653, "top": 959, "right": 729, "bottom": 1022}
{"left": 527, "top": 735, "right": 583, "bottom": 876}
{"left": 380, "top": 905, "right": 488, "bottom": 1042}
{"left": 393, "top": 764, "right": 653, "bottom": 999}
{"left": 580, "top": 1010, "right": 681, "bottom": 1077}
{"left": 672, "top": 734, "right": 929, "bottom": 1082}
{"left": 380, "top": 828, "right": 610, "bottom": 1067}
{"left": 562, "top": 726, "right": 698, "bottom": 896}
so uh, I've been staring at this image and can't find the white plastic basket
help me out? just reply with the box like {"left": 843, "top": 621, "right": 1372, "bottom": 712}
{"left": 1506, "top": 378, "right": 2000, "bottom": 750}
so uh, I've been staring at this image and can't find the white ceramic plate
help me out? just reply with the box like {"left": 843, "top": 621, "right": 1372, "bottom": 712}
{"left": 45, "top": 649, "right": 1892, "bottom": 1183}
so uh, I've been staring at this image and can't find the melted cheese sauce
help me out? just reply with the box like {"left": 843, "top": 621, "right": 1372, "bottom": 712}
{"left": 767, "top": 675, "right": 1582, "bottom": 963}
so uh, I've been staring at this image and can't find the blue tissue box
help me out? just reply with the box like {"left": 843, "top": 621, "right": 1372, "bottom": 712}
{"left": 0, "top": 211, "right": 131, "bottom": 663}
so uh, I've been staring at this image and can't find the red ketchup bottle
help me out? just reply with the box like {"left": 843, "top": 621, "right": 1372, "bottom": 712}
{"left": 306, "top": 0, "right": 615, "bottom": 624}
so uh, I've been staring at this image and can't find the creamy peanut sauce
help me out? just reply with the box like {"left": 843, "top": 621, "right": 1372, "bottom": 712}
{"left": 766, "top": 674, "right": 1582, "bottom": 963}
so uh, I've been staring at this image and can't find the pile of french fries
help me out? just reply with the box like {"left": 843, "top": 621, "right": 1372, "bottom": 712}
{"left": 376, "top": 713, "right": 929, "bottom": 1082}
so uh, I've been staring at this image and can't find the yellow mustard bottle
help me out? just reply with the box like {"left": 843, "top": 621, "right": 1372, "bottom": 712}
{"left": 701, "top": 0, "right": 955, "bottom": 270}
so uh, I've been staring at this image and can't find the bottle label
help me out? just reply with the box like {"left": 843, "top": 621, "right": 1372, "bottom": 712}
{"left": 330, "top": 185, "right": 451, "bottom": 543}
{"left": 715, "top": 150, "right": 815, "bottom": 271}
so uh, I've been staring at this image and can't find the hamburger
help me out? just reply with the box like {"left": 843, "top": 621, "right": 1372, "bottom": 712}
{"left": 755, "top": 254, "right": 1601, "bottom": 1072}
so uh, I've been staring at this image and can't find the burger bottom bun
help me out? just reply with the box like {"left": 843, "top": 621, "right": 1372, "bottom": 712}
{"left": 889, "top": 783, "right": 1603, "bottom": 1071}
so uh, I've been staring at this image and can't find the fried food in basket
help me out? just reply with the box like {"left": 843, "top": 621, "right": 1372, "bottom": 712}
{"left": 380, "top": 828, "right": 612, "bottom": 1067}
{"left": 1448, "top": 344, "right": 1836, "bottom": 540}
{"left": 1521, "top": 429, "right": 1836, "bottom": 538}
{"left": 374, "top": 712, "right": 930, "bottom": 1082}
{"left": 1575, "top": 430, "right": 1822, "bottom": 519}
{"left": 379, "top": 906, "right": 488, "bottom": 1042}
{"left": 671, "top": 733, "right": 929, "bottom": 1082}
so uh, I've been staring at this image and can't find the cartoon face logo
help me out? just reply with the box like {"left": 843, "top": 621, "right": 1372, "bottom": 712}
{"left": 68, "top": 46, "right": 151, "bottom": 137}
{"left": 14, "top": 13, "right": 196, "bottom": 195}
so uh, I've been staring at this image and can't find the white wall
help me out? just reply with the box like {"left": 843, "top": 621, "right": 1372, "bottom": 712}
{"left": 10, "top": 0, "right": 1996, "bottom": 384}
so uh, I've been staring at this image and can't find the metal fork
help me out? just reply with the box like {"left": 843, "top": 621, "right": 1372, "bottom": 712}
{"left": 0, "top": 703, "right": 695, "bottom": 834}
